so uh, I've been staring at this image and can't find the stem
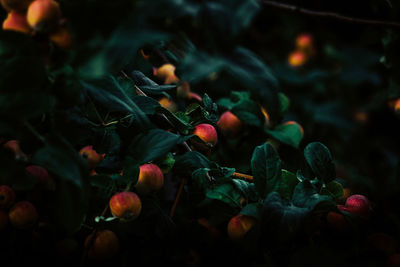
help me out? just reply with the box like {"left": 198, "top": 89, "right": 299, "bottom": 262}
{"left": 169, "top": 177, "right": 186, "bottom": 218}
{"left": 231, "top": 172, "right": 254, "bottom": 182}
{"left": 262, "top": 0, "right": 400, "bottom": 29}
{"left": 24, "top": 122, "right": 45, "bottom": 143}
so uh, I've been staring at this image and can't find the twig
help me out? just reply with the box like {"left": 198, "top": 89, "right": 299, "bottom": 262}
{"left": 169, "top": 178, "right": 186, "bottom": 218}
{"left": 262, "top": 0, "right": 400, "bottom": 29}
{"left": 24, "top": 122, "right": 46, "bottom": 143}
{"left": 231, "top": 172, "right": 254, "bottom": 182}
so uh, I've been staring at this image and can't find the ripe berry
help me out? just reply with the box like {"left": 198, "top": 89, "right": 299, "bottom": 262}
{"left": 0, "top": 185, "right": 16, "bottom": 209}
{"left": 109, "top": 191, "right": 142, "bottom": 221}
{"left": 227, "top": 214, "right": 257, "bottom": 240}
{"left": 193, "top": 124, "right": 218, "bottom": 147}
{"left": 85, "top": 230, "right": 119, "bottom": 260}
{"left": 135, "top": 164, "right": 164, "bottom": 195}
{"left": 217, "top": 111, "right": 243, "bottom": 137}
{"left": 9, "top": 201, "right": 38, "bottom": 229}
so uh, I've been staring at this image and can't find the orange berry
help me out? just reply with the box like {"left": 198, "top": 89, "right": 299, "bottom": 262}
{"left": 193, "top": 124, "right": 218, "bottom": 146}
{"left": 9, "top": 201, "right": 38, "bottom": 229}
{"left": 154, "top": 64, "right": 179, "bottom": 84}
{"left": 158, "top": 97, "right": 178, "bottom": 112}
{"left": 109, "top": 191, "right": 142, "bottom": 221}
{"left": 27, "top": 0, "right": 61, "bottom": 31}
{"left": 296, "top": 33, "right": 313, "bottom": 51}
{"left": 135, "top": 163, "right": 164, "bottom": 195}
{"left": 260, "top": 106, "right": 270, "bottom": 126}
{"left": 2, "top": 11, "right": 31, "bottom": 33}
{"left": 227, "top": 214, "right": 257, "bottom": 240}
{"left": 79, "top": 146, "right": 105, "bottom": 169}
{"left": 85, "top": 230, "right": 119, "bottom": 260}
{"left": 288, "top": 50, "right": 307, "bottom": 67}
{"left": 217, "top": 111, "right": 243, "bottom": 137}
{"left": 49, "top": 26, "right": 72, "bottom": 49}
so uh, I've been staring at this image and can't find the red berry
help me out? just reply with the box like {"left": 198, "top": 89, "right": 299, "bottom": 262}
{"left": 0, "top": 185, "right": 16, "bottom": 209}
{"left": 9, "top": 201, "right": 38, "bottom": 229}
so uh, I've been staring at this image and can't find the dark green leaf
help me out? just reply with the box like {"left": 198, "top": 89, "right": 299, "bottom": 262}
{"left": 265, "top": 123, "right": 303, "bottom": 148}
{"left": 205, "top": 182, "right": 242, "bottom": 208}
{"left": 251, "top": 143, "right": 282, "bottom": 197}
{"left": 174, "top": 151, "right": 211, "bottom": 176}
{"left": 127, "top": 128, "right": 190, "bottom": 164}
{"left": 240, "top": 202, "right": 263, "bottom": 219}
{"left": 304, "top": 142, "right": 336, "bottom": 183}
{"left": 276, "top": 169, "right": 299, "bottom": 200}
{"left": 320, "top": 180, "right": 344, "bottom": 200}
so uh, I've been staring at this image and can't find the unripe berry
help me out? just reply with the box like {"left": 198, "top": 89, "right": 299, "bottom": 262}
{"left": 0, "top": 185, "right": 16, "bottom": 209}
{"left": 135, "top": 164, "right": 164, "bottom": 195}
{"left": 193, "top": 124, "right": 218, "bottom": 147}
{"left": 217, "top": 111, "right": 243, "bottom": 137}
{"left": 85, "top": 230, "right": 119, "bottom": 260}
{"left": 9, "top": 201, "right": 38, "bottom": 229}
{"left": 26, "top": 0, "right": 61, "bottom": 32}
{"left": 109, "top": 191, "right": 142, "bottom": 221}
{"left": 2, "top": 11, "right": 31, "bottom": 33}
{"left": 227, "top": 214, "right": 256, "bottom": 240}
{"left": 79, "top": 145, "right": 105, "bottom": 169}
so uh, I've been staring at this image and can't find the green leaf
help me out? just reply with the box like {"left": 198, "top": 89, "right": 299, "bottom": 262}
{"left": 276, "top": 169, "right": 299, "bottom": 200}
{"left": 320, "top": 180, "right": 344, "bottom": 200}
{"left": 205, "top": 182, "right": 243, "bottom": 208}
{"left": 127, "top": 129, "right": 190, "bottom": 164}
{"left": 156, "top": 106, "right": 194, "bottom": 135}
{"left": 292, "top": 180, "right": 334, "bottom": 210}
{"left": 251, "top": 143, "right": 282, "bottom": 197}
{"left": 217, "top": 91, "right": 264, "bottom": 127}
{"left": 265, "top": 123, "right": 303, "bottom": 148}
{"left": 81, "top": 76, "right": 152, "bottom": 129}
{"left": 231, "top": 179, "right": 259, "bottom": 203}
{"left": 174, "top": 151, "right": 211, "bottom": 176}
{"left": 153, "top": 153, "right": 175, "bottom": 174}
{"left": 132, "top": 95, "right": 161, "bottom": 115}
{"left": 262, "top": 192, "right": 309, "bottom": 242}
{"left": 278, "top": 93, "right": 290, "bottom": 115}
{"left": 240, "top": 202, "right": 263, "bottom": 219}
{"left": 304, "top": 142, "right": 336, "bottom": 183}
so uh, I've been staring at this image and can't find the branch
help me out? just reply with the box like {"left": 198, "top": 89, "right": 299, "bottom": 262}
{"left": 262, "top": 0, "right": 400, "bottom": 29}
